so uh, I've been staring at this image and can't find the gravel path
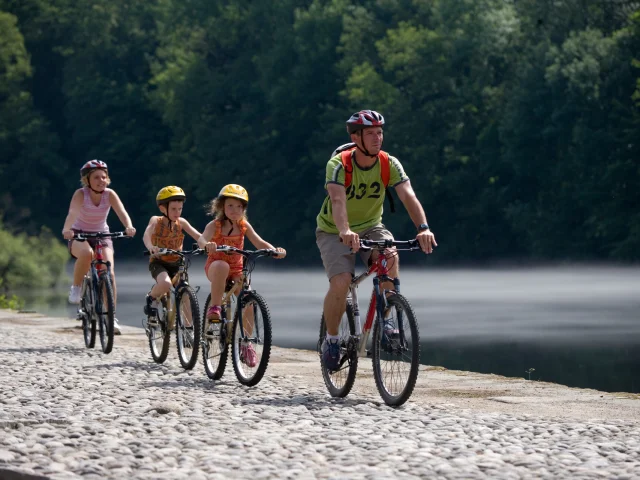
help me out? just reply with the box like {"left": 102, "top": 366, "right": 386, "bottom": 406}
{"left": 0, "top": 310, "right": 638, "bottom": 479}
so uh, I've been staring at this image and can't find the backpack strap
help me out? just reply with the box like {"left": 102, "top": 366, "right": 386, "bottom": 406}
{"left": 378, "top": 151, "right": 390, "bottom": 188}
{"left": 340, "top": 150, "right": 354, "bottom": 188}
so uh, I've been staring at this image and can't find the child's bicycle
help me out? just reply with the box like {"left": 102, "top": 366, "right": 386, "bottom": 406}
{"left": 74, "top": 231, "right": 128, "bottom": 354}
{"left": 142, "top": 247, "right": 204, "bottom": 369}
{"left": 318, "top": 238, "right": 422, "bottom": 406}
{"left": 201, "top": 246, "right": 280, "bottom": 386}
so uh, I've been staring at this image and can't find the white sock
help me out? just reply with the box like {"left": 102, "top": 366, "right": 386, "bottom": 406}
{"left": 326, "top": 334, "right": 340, "bottom": 343}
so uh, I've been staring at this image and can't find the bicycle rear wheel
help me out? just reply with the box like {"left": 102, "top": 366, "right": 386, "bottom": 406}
{"left": 97, "top": 273, "right": 115, "bottom": 354}
{"left": 318, "top": 300, "right": 358, "bottom": 398}
{"left": 371, "top": 293, "right": 420, "bottom": 407}
{"left": 175, "top": 286, "right": 201, "bottom": 370}
{"left": 81, "top": 276, "right": 96, "bottom": 348}
{"left": 202, "top": 294, "right": 228, "bottom": 380}
{"left": 147, "top": 296, "right": 170, "bottom": 364}
{"left": 231, "top": 292, "right": 272, "bottom": 386}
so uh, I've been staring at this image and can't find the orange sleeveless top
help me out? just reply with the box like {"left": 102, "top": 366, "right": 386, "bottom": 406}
{"left": 150, "top": 216, "right": 185, "bottom": 263}
{"left": 205, "top": 219, "right": 247, "bottom": 275}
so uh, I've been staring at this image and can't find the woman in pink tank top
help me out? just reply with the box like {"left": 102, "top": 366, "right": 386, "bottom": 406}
{"left": 62, "top": 160, "right": 136, "bottom": 333}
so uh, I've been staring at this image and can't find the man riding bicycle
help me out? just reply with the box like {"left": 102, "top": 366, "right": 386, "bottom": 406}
{"left": 316, "top": 110, "right": 437, "bottom": 371}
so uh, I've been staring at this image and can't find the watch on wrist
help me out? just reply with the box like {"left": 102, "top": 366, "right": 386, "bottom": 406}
{"left": 417, "top": 223, "right": 430, "bottom": 232}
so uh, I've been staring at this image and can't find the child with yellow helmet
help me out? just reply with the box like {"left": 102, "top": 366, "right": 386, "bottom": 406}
{"left": 197, "top": 184, "right": 286, "bottom": 326}
{"left": 142, "top": 186, "right": 202, "bottom": 316}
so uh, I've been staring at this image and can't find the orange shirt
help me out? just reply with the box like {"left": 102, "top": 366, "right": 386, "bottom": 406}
{"left": 150, "top": 216, "right": 185, "bottom": 263}
{"left": 204, "top": 219, "right": 247, "bottom": 276}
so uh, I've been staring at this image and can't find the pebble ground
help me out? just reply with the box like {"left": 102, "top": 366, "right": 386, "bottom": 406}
{"left": 0, "top": 311, "right": 638, "bottom": 479}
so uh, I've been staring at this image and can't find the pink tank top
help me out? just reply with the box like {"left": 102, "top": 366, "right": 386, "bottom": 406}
{"left": 72, "top": 187, "right": 111, "bottom": 232}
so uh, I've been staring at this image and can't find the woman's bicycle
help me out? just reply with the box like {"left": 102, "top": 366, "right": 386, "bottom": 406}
{"left": 318, "top": 238, "right": 422, "bottom": 406}
{"left": 74, "top": 231, "right": 128, "bottom": 354}
{"left": 201, "top": 246, "right": 279, "bottom": 386}
{"left": 143, "top": 247, "right": 204, "bottom": 369}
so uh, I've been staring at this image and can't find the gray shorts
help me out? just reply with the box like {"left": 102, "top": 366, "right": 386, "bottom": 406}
{"left": 316, "top": 225, "right": 394, "bottom": 280}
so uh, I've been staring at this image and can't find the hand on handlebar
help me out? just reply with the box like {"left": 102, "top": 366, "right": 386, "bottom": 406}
{"left": 274, "top": 247, "right": 286, "bottom": 259}
{"left": 204, "top": 241, "right": 217, "bottom": 254}
{"left": 62, "top": 229, "right": 74, "bottom": 240}
{"left": 125, "top": 226, "right": 136, "bottom": 237}
{"left": 149, "top": 245, "right": 161, "bottom": 256}
{"left": 339, "top": 229, "right": 360, "bottom": 252}
{"left": 416, "top": 229, "right": 437, "bottom": 254}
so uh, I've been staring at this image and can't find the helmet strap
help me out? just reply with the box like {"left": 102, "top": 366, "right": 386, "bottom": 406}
{"left": 355, "top": 131, "right": 378, "bottom": 158}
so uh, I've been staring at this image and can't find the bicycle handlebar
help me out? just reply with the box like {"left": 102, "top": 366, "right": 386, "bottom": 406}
{"left": 359, "top": 238, "right": 421, "bottom": 251}
{"left": 143, "top": 247, "right": 206, "bottom": 257}
{"left": 211, "top": 245, "right": 282, "bottom": 258}
{"left": 73, "top": 231, "right": 129, "bottom": 241}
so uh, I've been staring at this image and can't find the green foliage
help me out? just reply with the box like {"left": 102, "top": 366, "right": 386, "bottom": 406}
{"left": 0, "top": 223, "right": 68, "bottom": 292}
{"left": 0, "top": 0, "right": 638, "bottom": 263}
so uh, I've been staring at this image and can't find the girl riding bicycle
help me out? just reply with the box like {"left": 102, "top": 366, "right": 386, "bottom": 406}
{"left": 62, "top": 160, "right": 136, "bottom": 334}
{"left": 142, "top": 186, "right": 202, "bottom": 316}
{"left": 197, "top": 184, "right": 286, "bottom": 324}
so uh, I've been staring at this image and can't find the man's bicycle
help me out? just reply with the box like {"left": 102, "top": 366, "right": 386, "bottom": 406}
{"left": 74, "top": 231, "right": 128, "bottom": 354}
{"left": 201, "top": 246, "right": 280, "bottom": 386}
{"left": 142, "top": 247, "right": 204, "bottom": 369}
{"left": 318, "top": 238, "right": 422, "bottom": 406}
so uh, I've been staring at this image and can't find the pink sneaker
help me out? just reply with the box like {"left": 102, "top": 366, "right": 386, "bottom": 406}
{"left": 241, "top": 343, "right": 257, "bottom": 367}
{"left": 206, "top": 305, "right": 221, "bottom": 322}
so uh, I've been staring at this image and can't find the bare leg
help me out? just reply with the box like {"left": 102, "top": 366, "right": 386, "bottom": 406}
{"left": 206, "top": 260, "right": 230, "bottom": 306}
{"left": 150, "top": 272, "right": 172, "bottom": 299}
{"left": 323, "top": 272, "right": 351, "bottom": 336}
{"left": 70, "top": 241, "right": 93, "bottom": 286}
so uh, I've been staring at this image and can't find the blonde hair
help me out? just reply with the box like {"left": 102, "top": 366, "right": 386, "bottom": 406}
{"left": 207, "top": 196, "right": 248, "bottom": 223}
{"left": 81, "top": 169, "right": 112, "bottom": 188}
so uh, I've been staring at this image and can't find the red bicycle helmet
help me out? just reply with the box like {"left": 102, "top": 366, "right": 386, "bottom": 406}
{"left": 80, "top": 159, "right": 108, "bottom": 177}
{"left": 346, "top": 110, "right": 385, "bottom": 134}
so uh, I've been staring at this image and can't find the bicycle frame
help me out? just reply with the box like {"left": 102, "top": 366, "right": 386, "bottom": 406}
{"left": 75, "top": 232, "right": 124, "bottom": 316}
{"left": 347, "top": 240, "right": 420, "bottom": 358}
{"left": 214, "top": 246, "right": 278, "bottom": 341}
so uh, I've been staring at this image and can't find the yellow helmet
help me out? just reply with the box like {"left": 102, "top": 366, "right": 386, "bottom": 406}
{"left": 218, "top": 184, "right": 248, "bottom": 203}
{"left": 156, "top": 186, "right": 186, "bottom": 206}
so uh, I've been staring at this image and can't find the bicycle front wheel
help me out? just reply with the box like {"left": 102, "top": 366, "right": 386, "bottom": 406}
{"left": 231, "top": 292, "right": 272, "bottom": 386}
{"left": 147, "top": 296, "right": 170, "bottom": 364}
{"left": 372, "top": 293, "right": 420, "bottom": 407}
{"left": 318, "top": 300, "right": 358, "bottom": 398}
{"left": 97, "top": 273, "right": 115, "bottom": 354}
{"left": 81, "top": 277, "right": 96, "bottom": 348}
{"left": 175, "top": 286, "right": 201, "bottom": 370}
{"left": 202, "top": 294, "right": 228, "bottom": 380}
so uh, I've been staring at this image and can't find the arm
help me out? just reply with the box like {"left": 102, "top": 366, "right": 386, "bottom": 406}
{"left": 327, "top": 183, "right": 359, "bottom": 251}
{"left": 197, "top": 221, "right": 217, "bottom": 252}
{"left": 142, "top": 216, "right": 160, "bottom": 254}
{"left": 62, "top": 190, "right": 84, "bottom": 239}
{"left": 245, "top": 222, "right": 286, "bottom": 259}
{"left": 395, "top": 180, "right": 437, "bottom": 254}
{"left": 179, "top": 218, "right": 202, "bottom": 243}
{"left": 108, "top": 190, "right": 136, "bottom": 236}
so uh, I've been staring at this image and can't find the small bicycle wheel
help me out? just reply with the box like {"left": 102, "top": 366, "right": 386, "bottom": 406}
{"left": 81, "top": 277, "right": 96, "bottom": 349}
{"left": 231, "top": 292, "right": 272, "bottom": 386}
{"left": 371, "top": 293, "right": 420, "bottom": 407}
{"left": 318, "top": 300, "right": 358, "bottom": 398}
{"left": 202, "top": 294, "right": 228, "bottom": 380}
{"left": 175, "top": 286, "right": 201, "bottom": 370}
{"left": 97, "top": 273, "right": 115, "bottom": 354}
{"left": 147, "top": 296, "right": 170, "bottom": 364}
